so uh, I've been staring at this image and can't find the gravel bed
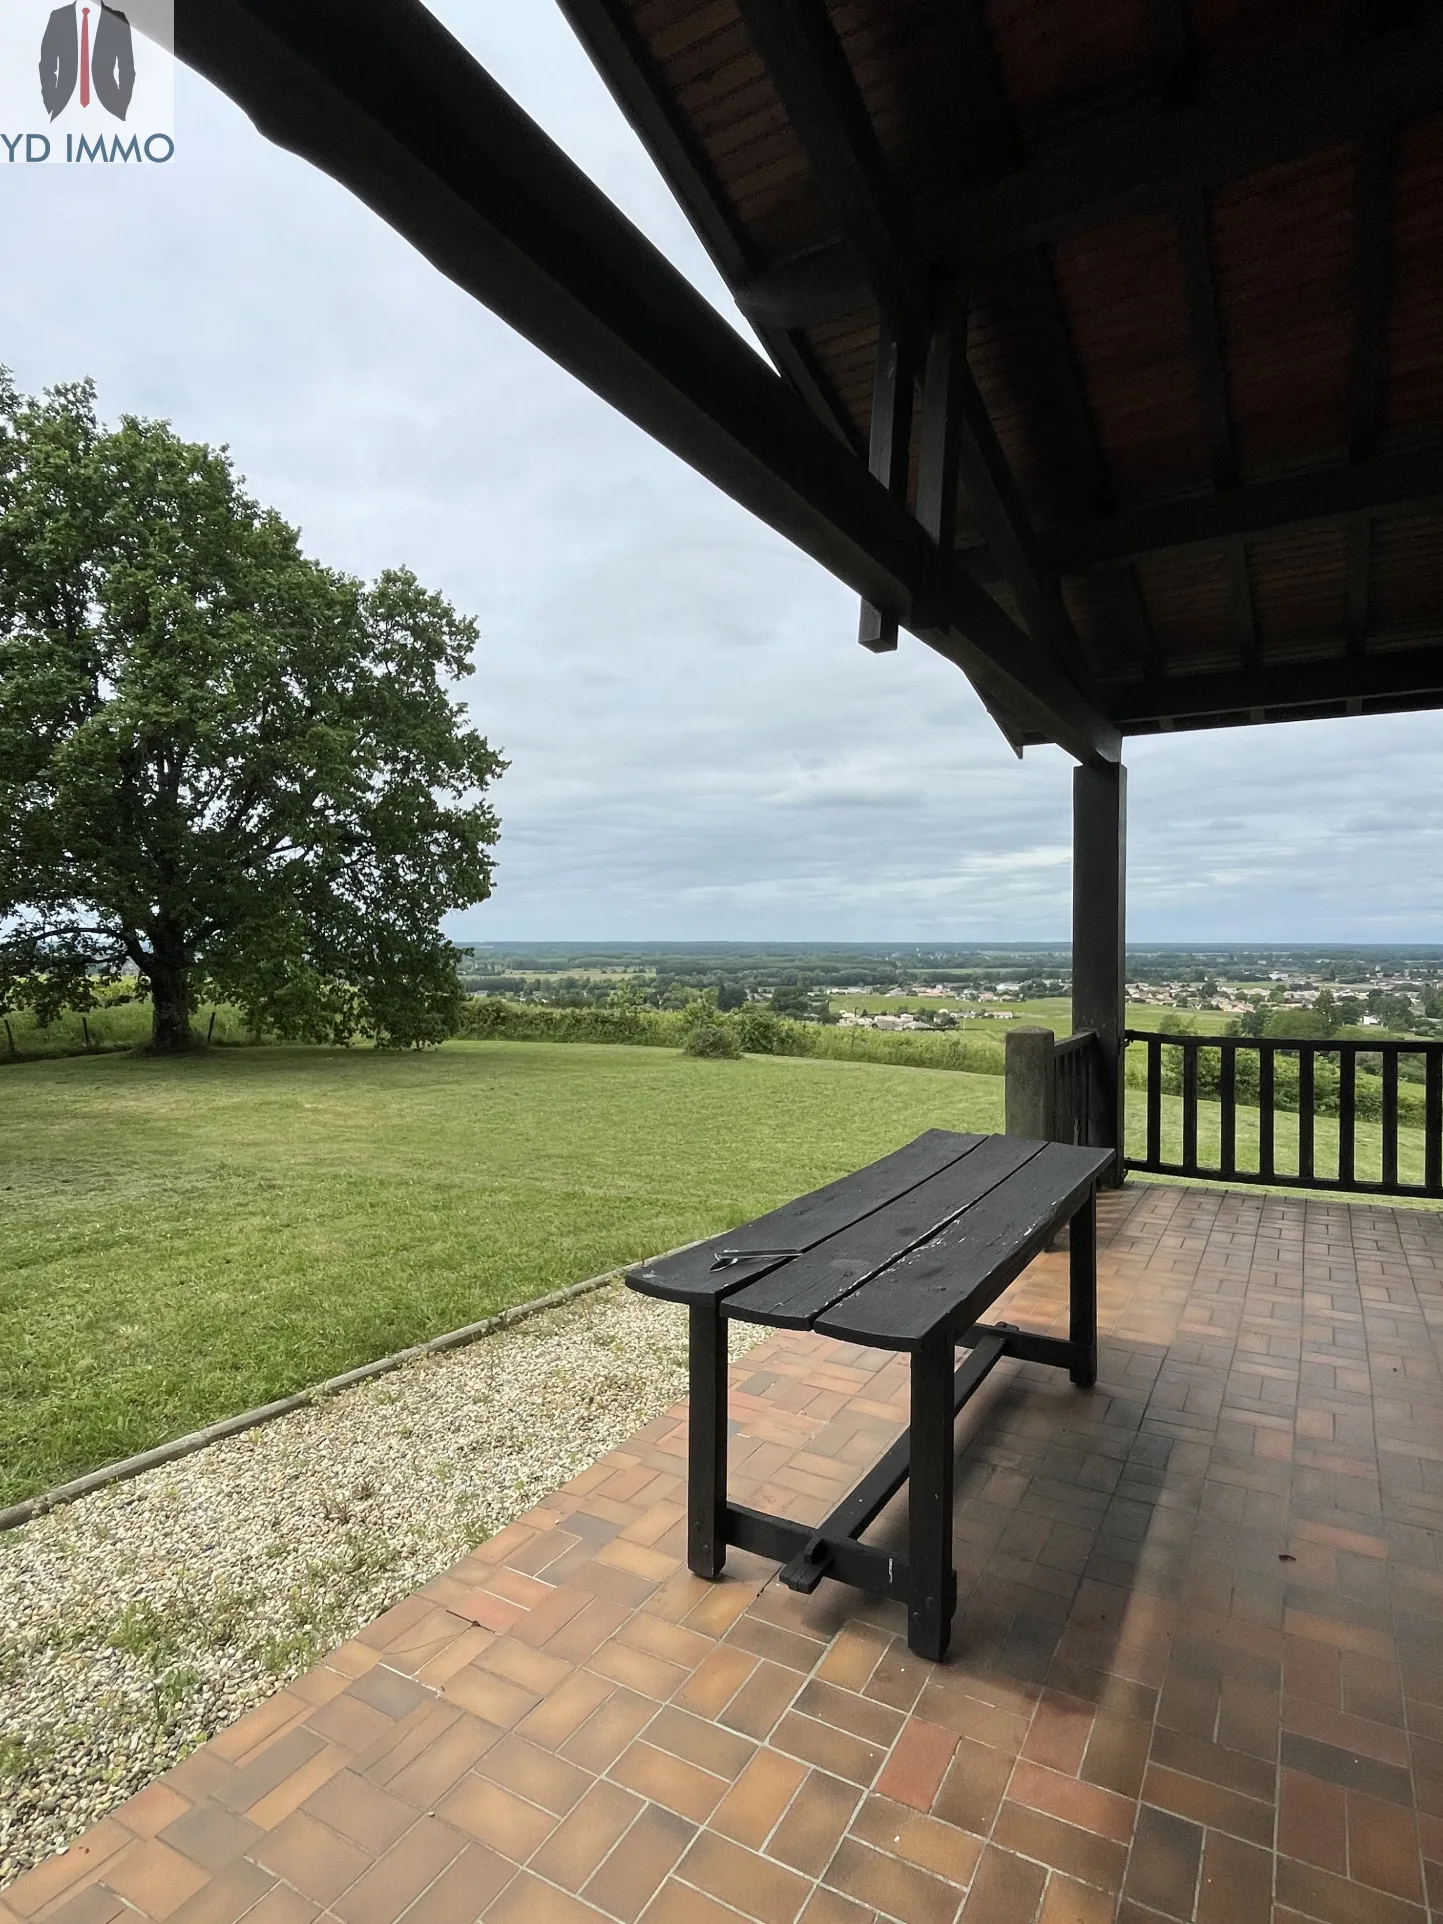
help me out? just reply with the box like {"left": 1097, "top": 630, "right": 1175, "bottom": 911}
{"left": 0, "top": 1283, "right": 756, "bottom": 1888}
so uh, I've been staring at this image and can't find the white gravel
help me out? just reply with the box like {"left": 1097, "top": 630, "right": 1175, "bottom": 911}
{"left": 0, "top": 1283, "right": 757, "bottom": 1889}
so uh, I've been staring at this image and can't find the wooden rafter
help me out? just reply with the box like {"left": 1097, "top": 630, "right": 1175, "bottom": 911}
{"left": 730, "top": 0, "right": 927, "bottom": 339}
{"left": 553, "top": 0, "right": 859, "bottom": 451}
{"left": 732, "top": 0, "right": 1099, "bottom": 698}
{"left": 734, "top": 11, "right": 1443, "bottom": 327}
{"left": 1344, "top": 132, "right": 1399, "bottom": 667}
{"left": 932, "top": 0, "right": 1144, "bottom": 695}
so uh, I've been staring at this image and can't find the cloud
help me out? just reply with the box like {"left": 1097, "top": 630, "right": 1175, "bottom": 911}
{"left": 3, "top": 2, "right": 1442, "bottom": 942}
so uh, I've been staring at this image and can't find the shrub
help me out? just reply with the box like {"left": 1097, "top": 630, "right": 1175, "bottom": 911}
{"left": 683, "top": 1023, "right": 742, "bottom": 1060}
{"left": 734, "top": 1006, "right": 786, "bottom": 1054}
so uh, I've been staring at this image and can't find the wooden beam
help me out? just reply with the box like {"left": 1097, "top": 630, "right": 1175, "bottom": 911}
{"left": 948, "top": 39, "right": 1125, "bottom": 669}
{"left": 1108, "top": 641, "right": 1443, "bottom": 727}
{"left": 1345, "top": 518, "right": 1373, "bottom": 663}
{"left": 554, "top": 0, "right": 859, "bottom": 450}
{"left": 1042, "top": 443, "right": 1443, "bottom": 569}
{"left": 176, "top": 0, "right": 1119, "bottom": 766}
{"left": 734, "top": 12, "right": 1443, "bottom": 327}
{"left": 950, "top": 337, "right": 1099, "bottom": 691}
{"left": 1112, "top": 565, "right": 1162, "bottom": 678}
{"left": 1347, "top": 134, "right": 1398, "bottom": 465}
{"left": 1343, "top": 133, "right": 1397, "bottom": 666}
{"left": 859, "top": 326, "right": 915, "bottom": 653}
{"left": 1175, "top": 186, "right": 1260, "bottom": 669}
{"left": 1176, "top": 195, "right": 1234, "bottom": 492}
{"left": 731, "top": 0, "right": 926, "bottom": 337}
{"left": 916, "top": 319, "right": 965, "bottom": 555}
{"left": 915, "top": 310, "right": 1028, "bottom": 753}
{"left": 923, "top": 581, "right": 1121, "bottom": 763}
{"left": 730, "top": 0, "right": 1107, "bottom": 740}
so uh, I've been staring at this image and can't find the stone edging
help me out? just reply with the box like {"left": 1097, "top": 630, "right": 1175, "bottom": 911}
{"left": 0, "top": 1265, "right": 644, "bottom": 1534}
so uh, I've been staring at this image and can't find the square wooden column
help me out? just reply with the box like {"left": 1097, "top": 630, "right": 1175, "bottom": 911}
{"left": 1073, "top": 761, "right": 1127, "bottom": 1183}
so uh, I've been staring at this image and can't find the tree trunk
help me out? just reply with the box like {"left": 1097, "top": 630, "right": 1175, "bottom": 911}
{"left": 148, "top": 958, "right": 194, "bottom": 1054}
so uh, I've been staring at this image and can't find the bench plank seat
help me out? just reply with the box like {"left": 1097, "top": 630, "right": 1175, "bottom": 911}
{"left": 814, "top": 1142, "right": 1111, "bottom": 1350}
{"left": 626, "top": 1127, "right": 985, "bottom": 1305}
{"left": 719, "top": 1134, "right": 1045, "bottom": 1330}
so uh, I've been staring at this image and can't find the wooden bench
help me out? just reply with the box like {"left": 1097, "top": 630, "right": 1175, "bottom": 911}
{"left": 625, "top": 1129, "right": 1113, "bottom": 1660}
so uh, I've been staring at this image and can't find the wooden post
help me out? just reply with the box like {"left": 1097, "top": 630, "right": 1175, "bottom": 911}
{"left": 1073, "top": 761, "right": 1127, "bottom": 1184}
{"left": 907, "top": 1333, "right": 957, "bottom": 1661}
{"left": 857, "top": 324, "right": 913, "bottom": 654}
{"left": 687, "top": 1304, "right": 728, "bottom": 1580}
{"left": 1069, "top": 1188, "right": 1099, "bottom": 1387}
{"left": 1005, "top": 1027, "right": 1055, "bottom": 1141}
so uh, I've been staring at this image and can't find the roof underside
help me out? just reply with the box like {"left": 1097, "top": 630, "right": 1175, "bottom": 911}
{"left": 178, "top": 0, "right": 1443, "bottom": 758}
{"left": 558, "top": 0, "right": 1443, "bottom": 744}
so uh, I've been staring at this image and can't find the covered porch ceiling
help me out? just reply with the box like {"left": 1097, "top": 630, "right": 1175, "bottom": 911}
{"left": 176, "top": 1, "right": 1443, "bottom": 765}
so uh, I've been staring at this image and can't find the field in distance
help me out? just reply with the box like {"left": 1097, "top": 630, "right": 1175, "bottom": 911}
{"left": 829, "top": 993, "right": 1240, "bottom": 1035}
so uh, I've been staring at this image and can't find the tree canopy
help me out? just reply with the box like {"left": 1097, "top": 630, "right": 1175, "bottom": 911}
{"left": 0, "top": 374, "right": 504, "bottom": 1052}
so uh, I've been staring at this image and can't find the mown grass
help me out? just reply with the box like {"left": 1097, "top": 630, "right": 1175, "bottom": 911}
{"left": 0, "top": 1041, "right": 1005, "bottom": 1507}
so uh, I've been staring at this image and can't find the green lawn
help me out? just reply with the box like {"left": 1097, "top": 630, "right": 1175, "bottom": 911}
{"left": 0, "top": 1041, "right": 1004, "bottom": 1507}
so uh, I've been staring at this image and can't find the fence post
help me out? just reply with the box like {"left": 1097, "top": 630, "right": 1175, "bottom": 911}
{"left": 1006, "top": 1027, "right": 1056, "bottom": 1141}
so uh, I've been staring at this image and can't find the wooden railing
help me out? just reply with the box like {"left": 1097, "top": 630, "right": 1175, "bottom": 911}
{"left": 1004, "top": 1027, "right": 1113, "bottom": 1178}
{"left": 1052, "top": 1030, "right": 1104, "bottom": 1150}
{"left": 1124, "top": 1031, "right": 1443, "bottom": 1199}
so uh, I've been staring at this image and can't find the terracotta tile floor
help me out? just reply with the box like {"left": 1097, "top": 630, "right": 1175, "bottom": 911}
{"left": 8, "top": 1179, "right": 1443, "bottom": 1924}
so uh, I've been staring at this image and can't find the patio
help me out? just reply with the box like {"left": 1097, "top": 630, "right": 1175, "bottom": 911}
{"left": 7, "top": 1176, "right": 1443, "bottom": 1924}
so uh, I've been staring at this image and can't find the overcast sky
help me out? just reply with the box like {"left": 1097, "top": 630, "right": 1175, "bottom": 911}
{"left": 4, "top": 1, "right": 1439, "bottom": 943}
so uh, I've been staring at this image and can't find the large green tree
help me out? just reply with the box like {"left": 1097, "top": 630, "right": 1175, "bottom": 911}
{"left": 0, "top": 375, "right": 504, "bottom": 1052}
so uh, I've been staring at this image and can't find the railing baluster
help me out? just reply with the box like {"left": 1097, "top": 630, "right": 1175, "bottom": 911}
{"left": 1428, "top": 1047, "right": 1442, "bottom": 1196}
{"left": 1338, "top": 1046, "right": 1356, "bottom": 1188}
{"left": 1120, "top": 1029, "right": 1427, "bottom": 1201}
{"left": 1182, "top": 1042, "right": 1198, "bottom": 1173}
{"left": 1258, "top": 1044, "right": 1275, "bottom": 1181}
{"left": 1220, "top": 1041, "right": 1236, "bottom": 1178}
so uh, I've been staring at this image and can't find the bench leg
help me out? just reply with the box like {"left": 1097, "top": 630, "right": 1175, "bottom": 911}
{"left": 1069, "top": 1187, "right": 1098, "bottom": 1389}
{"left": 907, "top": 1333, "right": 957, "bottom": 1661}
{"left": 688, "top": 1303, "right": 728, "bottom": 1580}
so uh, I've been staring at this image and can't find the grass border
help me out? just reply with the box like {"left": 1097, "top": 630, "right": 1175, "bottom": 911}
{"left": 0, "top": 1258, "right": 664, "bottom": 1534}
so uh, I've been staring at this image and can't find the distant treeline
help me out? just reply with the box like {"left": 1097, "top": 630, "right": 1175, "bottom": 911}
{"left": 455, "top": 940, "right": 1443, "bottom": 997}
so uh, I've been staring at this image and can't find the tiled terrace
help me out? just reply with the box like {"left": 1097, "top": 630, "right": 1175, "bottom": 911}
{"left": 7, "top": 1180, "right": 1443, "bottom": 1924}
